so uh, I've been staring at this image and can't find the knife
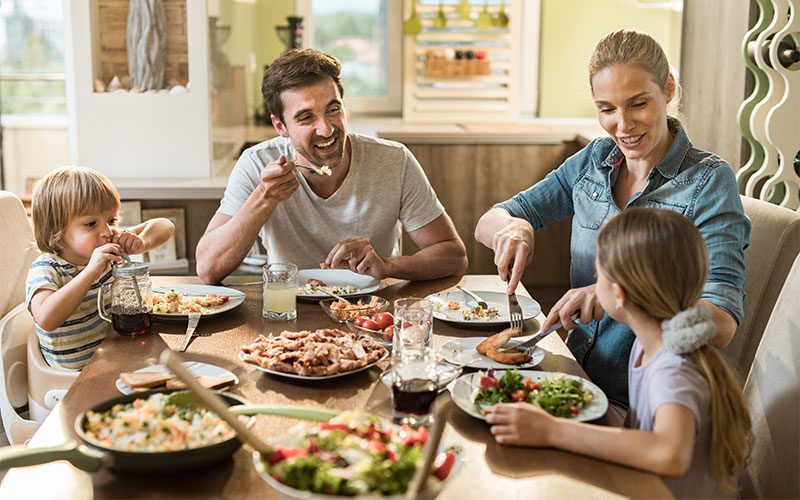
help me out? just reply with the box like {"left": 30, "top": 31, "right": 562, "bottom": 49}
{"left": 179, "top": 312, "right": 201, "bottom": 352}
{"left": 502, "top": 312, "right": 580, "bottom": 352}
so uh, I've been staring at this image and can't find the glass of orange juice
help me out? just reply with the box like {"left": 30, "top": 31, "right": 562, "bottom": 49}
{"left": 262, "top": 263, "right": 298, "bottom": 320}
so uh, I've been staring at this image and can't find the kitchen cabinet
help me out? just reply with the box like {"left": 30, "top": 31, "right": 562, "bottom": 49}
{"left": 384, "top": 138, "right": 581, "bottom": 310}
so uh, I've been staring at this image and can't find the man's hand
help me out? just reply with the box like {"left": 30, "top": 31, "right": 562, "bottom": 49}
{"left": 111, "top": 229, "right": 145, "bottom": 255}
{"left": 542, "top": 284, "right": 605, "bottom": 331}
{"left": 86, "top": 243, "right": 121, "bottom": 280}
{"left": 325, "top": 237, "right": 391, "bottom": 279}
{"left": 258, "top": 155, "right": 300, "bottom": 206}
{"left": 491, "top": 218, "right": 534, "bottom": 294}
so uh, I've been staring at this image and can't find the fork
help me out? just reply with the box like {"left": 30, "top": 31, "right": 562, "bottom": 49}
{"left": 456, "top": 285, "right": 488, "bottom": 309}
{"left": 295, "top": 163, "right": 330, "bottom": 176}
{"left": 507, "top": 292, "right": 524, "bottom": 331}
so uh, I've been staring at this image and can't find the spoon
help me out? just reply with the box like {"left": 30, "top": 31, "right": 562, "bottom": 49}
{"left": 295, "top": 163, "right": 331, "bottom": 176}
{"left": 119, "top": 253, "right": 144, "bottom": 309}
{"left": 315, "top": 287, "right": 355, "bottom": 305}
{"left": 405, "top": 393, "right": 453, "bottom": 499}
{"left": 160, "top": 349, "right": 272, "bottom": 455}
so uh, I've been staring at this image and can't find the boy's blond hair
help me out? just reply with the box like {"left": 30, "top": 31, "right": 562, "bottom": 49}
{"left": 32, "top": 166, "right": 120, "bottom": 254}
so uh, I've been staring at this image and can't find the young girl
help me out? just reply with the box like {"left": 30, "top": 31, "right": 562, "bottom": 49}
{"left": 27, "top": 166, "right": 174, "bottom": 370}
{"left": 485, "top": 208, "right": 751, "bottom": 498}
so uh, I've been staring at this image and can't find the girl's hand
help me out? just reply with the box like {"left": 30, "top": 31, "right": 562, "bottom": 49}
{"left": 86, "top": 243, "right": 121, "bottom": 280}
{"left": 485, "top": 403, "right": 556, "bottom": 447}
{"left": 112, "top": 229, "right": 146, "bottom": 255}
{"left": 492, "top": 219, "right": 534, "bottom": 294}
{"left": 541, "top": 284, "right": 605, "bottom": 331}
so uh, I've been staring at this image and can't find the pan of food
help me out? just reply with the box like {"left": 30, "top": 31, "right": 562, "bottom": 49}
{"left": 0, "top": 389, "right": 256, "bottom": 474}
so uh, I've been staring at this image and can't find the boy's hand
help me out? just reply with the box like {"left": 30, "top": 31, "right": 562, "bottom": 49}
{"left": 112, "top": 229, "right": 146, "bottom": 255}
{"left": 86, "top": 243, "right": 121, "bottom": 279}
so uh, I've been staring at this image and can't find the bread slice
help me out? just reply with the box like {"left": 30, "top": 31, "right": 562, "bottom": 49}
{"left": 165, "top": 374, "right": 237, "bottom": 390}
{"left": 120, "top": 371, "right": 175, "bottom": 389}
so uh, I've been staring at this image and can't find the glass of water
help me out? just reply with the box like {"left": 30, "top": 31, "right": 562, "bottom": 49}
{"left": 392, "top": 297, "right": 433, "bottom": 360}
{"left": 262, "top": 263, "right": 298, "bottom": 320}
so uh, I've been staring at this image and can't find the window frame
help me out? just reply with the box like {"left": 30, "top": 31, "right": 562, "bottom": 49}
{"left": 295, "top": 0, "right": 403, "bottom": 115}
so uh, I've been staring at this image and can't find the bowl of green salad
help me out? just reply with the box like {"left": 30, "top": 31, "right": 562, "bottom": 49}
{"left": 253, "top": 411, "right": 461, "bottom": 499}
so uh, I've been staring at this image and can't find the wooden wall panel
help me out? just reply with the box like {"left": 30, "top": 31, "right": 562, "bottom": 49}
{"left": 680, "top": 0, "right": 751, "bottom": 169}
{"left": 96, "top": 0, "right": 189, "bottom": 87}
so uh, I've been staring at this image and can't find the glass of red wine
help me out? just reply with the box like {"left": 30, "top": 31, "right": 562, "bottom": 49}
{"left": 389, "top": 353, "right": 440, "bottom": 427}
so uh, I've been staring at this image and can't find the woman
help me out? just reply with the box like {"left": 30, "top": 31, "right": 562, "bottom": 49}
{"left": 474, "top": 29, "right": 750, "bottom": 413}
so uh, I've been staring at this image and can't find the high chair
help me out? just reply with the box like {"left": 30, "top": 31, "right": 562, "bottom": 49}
{"left": 26, "top": 328, "right": 77, "bottom": 422}
{"left": 0, "top": 190, "right": 77, "bottom": 444}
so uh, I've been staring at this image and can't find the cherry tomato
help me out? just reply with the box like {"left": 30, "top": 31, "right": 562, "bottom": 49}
{"left": 569, "top": 406, "right": 580, "bottom": 415}
{"left": 361, "top": 319, "right": 379, "bottom": 331}
{"left": 511, "top": 389, "right": 527, "bottom": 402}
{"left": 382, "top": 325, "right": 394, "bottom": 341}
{"left": 480, "top": 375, "right": 498, "bottom": 391}
{"left": 372, "top": 312, "right": 394, "bottom": 330}
{"left": 433, "top": 451, "right": 457, "bottom": 480}
{"left": 524, "top": 378, "right": 540, "bottom": 391}
{"left": 354, "top": 316, "right": 370, "bottom": 328}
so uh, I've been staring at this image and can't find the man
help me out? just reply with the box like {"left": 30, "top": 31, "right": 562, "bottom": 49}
{"left": 196, "top": 49, "right": 467, "bottom": 283}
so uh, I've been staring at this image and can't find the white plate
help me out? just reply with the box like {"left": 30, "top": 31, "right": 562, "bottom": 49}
{"left": 449, "top": 370, "right": 608, "bottom": 422}
{"left": 151, "top": 285, "right": 246, "bottom": 320}
{"left": 115, "top": 361, "right": 239, "bottom": 395}
{"left": 440, "top": 337, "right": 545, "bottom": 369}
{"left": 239, "top": 350, "right": 389, "bottom": 380}
{"left": 426, "top": 290, "right": 541, "bottom": 325}
{"left": 297, "top": 269, "right": 381, "bottom": 299}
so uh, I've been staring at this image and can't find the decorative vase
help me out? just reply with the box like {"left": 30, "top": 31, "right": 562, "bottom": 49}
{"left": 127, "top": 0, "right": 167, "bottom": 91}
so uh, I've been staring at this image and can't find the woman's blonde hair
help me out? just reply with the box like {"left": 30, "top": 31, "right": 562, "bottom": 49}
{"left": 31, "top": 166, "right": 120, "bottom": 254}
{"left": 597, "top": 208, "right": 751, "bottom": 493}
{"left": 589, "top": 29, "right": 683, "bottom": 120}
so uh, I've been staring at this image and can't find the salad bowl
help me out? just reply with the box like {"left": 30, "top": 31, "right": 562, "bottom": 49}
{"left": 252, "top": 412, "right": 462, "bottom": 499}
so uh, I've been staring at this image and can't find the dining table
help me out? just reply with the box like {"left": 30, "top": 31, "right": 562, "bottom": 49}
{"left": 0, "top": 274, "right": 671, "bottom": 499}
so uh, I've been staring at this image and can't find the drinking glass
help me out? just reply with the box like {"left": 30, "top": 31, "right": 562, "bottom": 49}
{"left": 262, "top": 263, "right": 298, "bottom": 320}
{"left": 389, "top": 354, "right": 440, "bottom": 427}
{"left": 392, "top": 298, "right": 433, "bottom": 360}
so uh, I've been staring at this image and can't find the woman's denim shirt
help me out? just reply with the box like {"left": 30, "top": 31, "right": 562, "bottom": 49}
{"left": 496, "top": 119, "right": 750, "bottom": 407}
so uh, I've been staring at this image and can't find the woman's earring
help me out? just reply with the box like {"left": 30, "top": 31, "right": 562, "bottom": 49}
{"left": 615, "top": 303, "right": 621, "bottom": 311}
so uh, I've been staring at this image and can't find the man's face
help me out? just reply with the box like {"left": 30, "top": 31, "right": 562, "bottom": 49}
{"left": 271, "top": 79, "right": 349, "bottom": 170}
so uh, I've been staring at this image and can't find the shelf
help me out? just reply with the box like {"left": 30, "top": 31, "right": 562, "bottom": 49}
{"left": 402, "top": 0, "right": 522, "bottom": 122}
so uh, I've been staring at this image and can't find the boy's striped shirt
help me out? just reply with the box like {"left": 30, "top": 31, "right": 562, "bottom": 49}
{"left": 25, "top": 253, "right": 112, "bottom": 370}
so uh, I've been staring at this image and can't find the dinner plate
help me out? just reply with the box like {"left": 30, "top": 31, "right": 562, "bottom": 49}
{"left": 151, "top": 285, "right": 246, "bottom": 321}
{"left": 379, "top": 362, "right": 462, "bottom": 391}
{"left": 449, "top": 370, "right": 608, "bottom": 422}
{"left": 115, "top": 361, "right": 239, "bottom": 395}
{"left": 296, "top": 269, "right": 381, "bottom": 299}
{"left": 426, "top": 290, "right": 540, "bottom": 325}
{"left": 440, "top": 337, "right": 545, "bottom": 369}
{"left": 238, "top": 350, "right": 389, "bottom": 380}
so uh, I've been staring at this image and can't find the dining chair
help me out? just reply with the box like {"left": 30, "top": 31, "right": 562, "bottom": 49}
{"left": 740, "top": 253, "right": 800, "bottom": 499}
{"left": 722, "top": 196, "right": 800, "bottom": 378}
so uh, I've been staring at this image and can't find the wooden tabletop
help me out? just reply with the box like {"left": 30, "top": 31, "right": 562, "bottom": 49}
{"left": 0, "top": 275, "right": 670, "bottom": 499}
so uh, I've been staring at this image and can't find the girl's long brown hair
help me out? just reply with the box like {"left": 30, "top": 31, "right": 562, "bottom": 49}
{"left": 597, "top": 208, "right": 751, "bottom": 492}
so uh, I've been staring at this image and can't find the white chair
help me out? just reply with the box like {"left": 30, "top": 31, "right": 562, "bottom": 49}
{"left": 0, "top": 190, "right": 77, "bottom": 444}
{"left": 740, "top": 253, "right": 800, "bottom": 498}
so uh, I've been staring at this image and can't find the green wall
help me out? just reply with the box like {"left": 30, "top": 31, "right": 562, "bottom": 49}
{"left": 538, "top": 0, "right": 683, "bottom": 118}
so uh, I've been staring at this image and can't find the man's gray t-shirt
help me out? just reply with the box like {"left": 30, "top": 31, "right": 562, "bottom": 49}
{"left": 628, "top": 340, "right": 730, "bottom": 499}
{"left": 218, "top": 133, "right": 445, "bottom": 269}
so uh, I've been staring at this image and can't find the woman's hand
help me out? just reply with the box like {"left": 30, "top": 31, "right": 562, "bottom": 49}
{"left": 542, "top": 284, "right": 605, "bottom": 331}
{"left": 485, "top": 403, "right": 557, "bottom": 447}
{"left": 492, "top": 218, "right": 534, "bottom": 294}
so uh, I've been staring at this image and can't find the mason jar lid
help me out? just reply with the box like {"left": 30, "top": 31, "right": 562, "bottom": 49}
{"left": 112, "top": 261, "right": 149, "bottom": 277}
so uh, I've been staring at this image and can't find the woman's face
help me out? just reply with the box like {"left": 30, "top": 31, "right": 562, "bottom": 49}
{"left": 591, "top": 64, "right": 674, "bottom": 167}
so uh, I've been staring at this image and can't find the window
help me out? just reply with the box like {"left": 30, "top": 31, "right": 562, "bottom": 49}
{"left": 0, "top": 0, "right": 66, "bottom": 118}
{"left": 296, "top": 0, "right": 402, "bottom": 114}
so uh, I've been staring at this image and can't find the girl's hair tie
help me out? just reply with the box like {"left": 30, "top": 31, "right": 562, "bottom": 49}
{"left": 661, "top": 305, "right": 715, "bottom": 354}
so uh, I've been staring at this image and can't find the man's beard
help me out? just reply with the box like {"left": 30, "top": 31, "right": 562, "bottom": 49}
{"left": 297, "top": 130, "right": 346, "bottom": 167}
